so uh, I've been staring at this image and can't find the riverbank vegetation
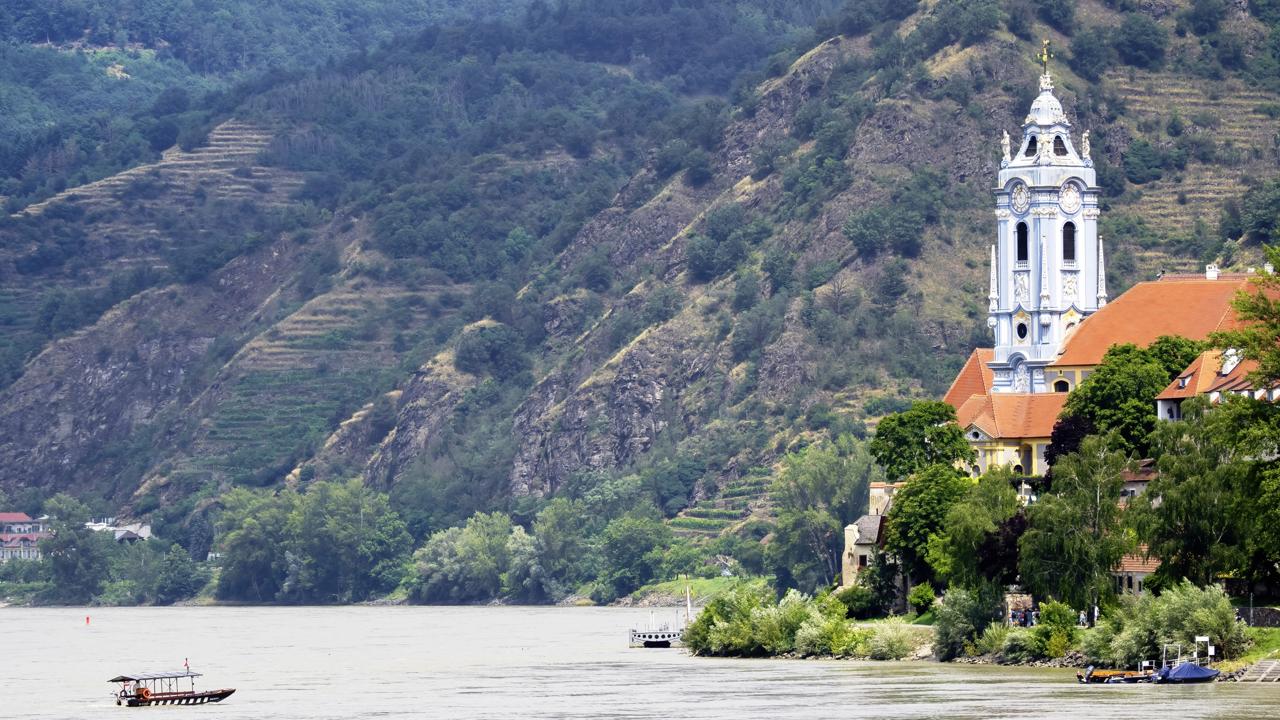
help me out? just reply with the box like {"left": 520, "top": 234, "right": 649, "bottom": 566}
{"left": 683, "top": 580, "right": 930, "bottom": 659}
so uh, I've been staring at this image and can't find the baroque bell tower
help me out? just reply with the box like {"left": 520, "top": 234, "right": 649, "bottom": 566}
{"left": 988, "top": 42, "right": 1105, "bottom": 394}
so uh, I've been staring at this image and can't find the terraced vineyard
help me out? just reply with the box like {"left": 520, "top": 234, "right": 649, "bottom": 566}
{"left": 1106, "top": 69, "right": 1280, "bottom": 245}
{"left": 671, "top": 472, "right": 770, "bottom": 538}
{"left": 174, "top": 278, "right": 455, "bottom": 486}
{"left": 16, "top": 121, "right": 302, "bottom": 219}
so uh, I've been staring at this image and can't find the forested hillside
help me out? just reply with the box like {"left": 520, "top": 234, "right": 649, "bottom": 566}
{"left": 3, "top": 0, "right": 1280, "bottom": 603}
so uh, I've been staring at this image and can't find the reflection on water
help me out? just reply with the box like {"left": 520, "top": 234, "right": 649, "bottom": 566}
{"left": 5, "top": 606, "right": 1277, "bottom": 719}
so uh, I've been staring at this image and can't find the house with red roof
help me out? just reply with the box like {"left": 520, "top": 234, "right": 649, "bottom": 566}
{"left": 0, "top": 512, "right": 52, "bottom": 562}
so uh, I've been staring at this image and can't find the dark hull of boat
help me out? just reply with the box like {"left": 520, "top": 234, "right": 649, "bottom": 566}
{"left": 124, "top": 689, "right": 235, "bottom": 707}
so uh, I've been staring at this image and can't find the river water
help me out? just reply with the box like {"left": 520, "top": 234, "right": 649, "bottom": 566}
{"left": 3, "top": 605, "right": 1277, "bottom": 719}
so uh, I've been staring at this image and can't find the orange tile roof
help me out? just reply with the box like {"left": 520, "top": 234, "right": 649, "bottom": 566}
{"left": 1206, "top": 356, "right": 1267, "bottom": 395}
{"left": 1158, "top": 350, "right": 1275, "bottom": 400}
{"left": 1121, "top": 458, "right": 1157, "bottom": 483}
{"left": 943, "top": 348, "right": 994, "bottom": 410}
{"left": 1054, "top": 276, "right": 1250, "bottom": 368}
{"left": 1156, "top": 350, "right": 1223, "bottom": 401}
{"left": 956, "top": 392, "right": 1067, "bottom": 440}
{"left": 1116, "top": 546, "right": 1160, "bottom": 574}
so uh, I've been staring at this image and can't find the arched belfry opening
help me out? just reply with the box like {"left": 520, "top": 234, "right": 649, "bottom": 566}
{"left": 1063, "top": 222, "right": 1076, "bottom": 262}
{"left": 1016, "top": 223, "right": 1029, "bottom": 263}
{"left": 1054, "top": 136, "right": 1068, "bottom": 156}
{"left": 1024, "top": 136, "right": 1038, "bottom": 157}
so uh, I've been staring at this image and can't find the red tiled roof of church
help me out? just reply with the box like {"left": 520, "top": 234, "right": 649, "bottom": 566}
{"left": 956, "top": 392, "right": 1066, "bottom": 440}
{"left": 1053, "top": 276, "right": 1249, "bottom": 368}
{"left": 943, "top": 348, "right": 994, "bottom": 410}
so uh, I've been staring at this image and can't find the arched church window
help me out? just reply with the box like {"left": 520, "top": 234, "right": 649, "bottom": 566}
{"left": 1054, "top": 136, "right": 1068, "bottom": 156}
{"left": 1024, "top": 136, "right": 1037, "bottom": 157}
{"left": 1016, "top": 223, "right": 1029, "bottom": 263}
{"left": 1054, "top": 380, "right": 1070, "bottom": 393}
{"left": 1063, "top": 222, "right": 1076, "bottom": 262}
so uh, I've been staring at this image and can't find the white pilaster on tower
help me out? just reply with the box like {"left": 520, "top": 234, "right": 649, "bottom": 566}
{"left": 1097, "top": 234, "right": 1108, "bottom": 306}
{"left": 989, "top": 244, "right": 999, "bottom": 312}
{"left": 1039, "top": 236, "right": 1050, "bottom": 303}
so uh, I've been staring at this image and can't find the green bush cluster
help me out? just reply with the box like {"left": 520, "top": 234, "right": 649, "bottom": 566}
{"left": 685, "top": 583, "right": 924, "bottom": 659}
{"left": 1084, "top": 582, "right": 1252, "bottom": 668}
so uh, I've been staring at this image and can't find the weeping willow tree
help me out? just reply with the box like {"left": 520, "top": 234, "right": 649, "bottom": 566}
{"left": 1019, "top": 434, "right": 1133, "bottom": 609}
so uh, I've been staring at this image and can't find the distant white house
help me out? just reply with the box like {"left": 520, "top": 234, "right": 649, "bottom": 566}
{"left": 85, "top": 518, "right": 152, "bottom": 543}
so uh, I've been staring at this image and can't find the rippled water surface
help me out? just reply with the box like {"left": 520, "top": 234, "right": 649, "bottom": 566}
{"left": 5, "top": 606, "right": 1278, "bottom": 719}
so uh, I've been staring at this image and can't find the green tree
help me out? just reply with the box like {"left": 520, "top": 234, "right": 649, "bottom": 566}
{"left": 1180, "top": 0, "right": 1228, "bottom": 35}
{"left": 281, "top": 479, "right": 411, "bottom": 603}
{"left": 216, "top": 489, "right": 298, "bottom": 602}
{"left": 1135, "top": 398, "right": 1255, "bottom": 586}
{"left": 925, "top": 466, "right": 1022, "bottom": 589}
{"left": 767, "top": 436, "right": 882, "bottom": 591}
{"left": 843, "top": 206, "right": 926, "bottom": 258}
{"left": 1069, "top": 27, "right": 1115, "bottom": 81}
{"left": 526, "top": 497, "right": 600, "bottom": 602}
{"left": 870, "top": 400, "right": 975, "bottom": 481}
{"left": 1019, "top": 435, "right": 1132, "bottom": 609}
{"left": 154, "top": 544, "right": 207, "bottom": 605}
{"left": 597, "top": 513, "right": 672, "bottom": 601}
{"left": 1123, "top": 139, "right": 1165, "bottom": 184}
{"left": 1212, "top": 245, "right": 1280, "bottom": 382}
{"left": 1239, "top": 179, "right": 1280, "bottom": 244}
{"left": 453, "top": 323, "right": 529, "bottom": 379}
{"left": 884, "top": 464, "right": 970, "bottom": 587}
{"left": 1115, "top": 13, "right": 1168, "bottom": 68}
{"left": 932, "top": 586, "right": 1002, "bottom": 661}
{"left": 38, "top": 494, "right": 112, "bottom": 604}
{"left": 1060, "top": 343, "right": 1176, "bottom": 455}
{"left": 409, "top": 511, "right": 515, "bottom": 604}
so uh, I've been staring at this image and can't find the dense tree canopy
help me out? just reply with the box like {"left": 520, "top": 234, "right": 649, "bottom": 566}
{"left": 216, "top": 480, "right": 409, "bottom": 603}
{"left": 869, "top": 401, "right": 974, "bottom": 482}
{"left": 925, "top": 467, "right": 1023, "bottom": 591}
{"left": 1059, "top": 339, "right": 1201, "bottom": 456}
{"left": 1019, "top": 435, "right": 1132, "bottom": 609}
{"left": 884, "top": 464, "right": 970, "bottom": 587}
{"left": 767, "top": 436, "right": 881, "bottom": 592}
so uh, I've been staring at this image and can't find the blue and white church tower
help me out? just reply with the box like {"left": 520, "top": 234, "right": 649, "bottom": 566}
{"left": 988, "top": 65, "right": 1105, "bottom": 394}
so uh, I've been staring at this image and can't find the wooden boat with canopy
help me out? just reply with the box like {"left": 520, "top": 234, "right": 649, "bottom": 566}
{"left": 109, "top": 670, "right": 235, "bottom": 707}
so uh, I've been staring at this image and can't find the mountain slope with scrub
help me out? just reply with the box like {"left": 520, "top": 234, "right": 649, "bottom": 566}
{"left": 2, "top": 0, "right": 1280, "bottom": 602}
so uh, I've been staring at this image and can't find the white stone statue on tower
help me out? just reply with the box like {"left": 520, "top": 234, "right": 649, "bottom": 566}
{"left": 1081, "top": 130, "right": 1091, "bottom": 164}
{"left": 1001, "top": 130, "right": 1011, "bottom": 166}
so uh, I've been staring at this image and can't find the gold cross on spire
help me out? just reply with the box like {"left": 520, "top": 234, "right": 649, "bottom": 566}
{"left": 1038, "top": 39, "right": 1053, "bottom": 75}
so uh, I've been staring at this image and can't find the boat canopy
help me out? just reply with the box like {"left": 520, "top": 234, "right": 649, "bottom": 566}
{"left": 1157, "top": 663, "right": 1219, "bottom": 682}
{"left": 109, "top": 671, "right": 201, "bottom": 683}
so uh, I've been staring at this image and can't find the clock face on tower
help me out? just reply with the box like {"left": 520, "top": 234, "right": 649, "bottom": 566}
{"left": 1059, "top": 183, "right": 1081, "bottom": 214}
{"left": 1011, "top": 182, "right": 1030, "bottom": 213}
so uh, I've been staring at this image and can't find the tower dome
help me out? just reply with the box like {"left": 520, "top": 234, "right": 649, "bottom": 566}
{"left": 1025, "top": 75, "right": 1069, "bottom": 128}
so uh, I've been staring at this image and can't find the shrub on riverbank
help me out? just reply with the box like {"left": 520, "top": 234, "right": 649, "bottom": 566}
{"left": 1083, "top": 582, "right": 1251, "bottom": 667}
{"left": 684, "top": 582, "right": 926, "bottom": 658}
{"left": 933, "top": 587, "right": 1002, "bottom": 661}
